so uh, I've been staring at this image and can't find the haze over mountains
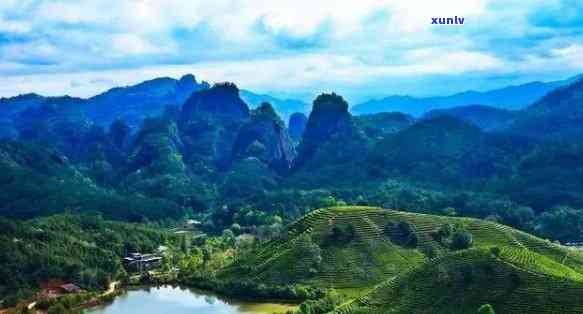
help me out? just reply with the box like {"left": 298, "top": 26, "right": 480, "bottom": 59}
{"left": 352, "top": 73, "right": 583, "bottom": 116}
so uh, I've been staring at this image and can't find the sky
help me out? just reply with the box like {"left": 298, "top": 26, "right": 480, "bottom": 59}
{"left": 0, "top": 0, "right": 582, "bottom": 103}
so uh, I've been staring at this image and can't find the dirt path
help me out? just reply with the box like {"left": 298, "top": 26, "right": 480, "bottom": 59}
{"left": 102, "top": 281, "right": 120, "bottom": 297}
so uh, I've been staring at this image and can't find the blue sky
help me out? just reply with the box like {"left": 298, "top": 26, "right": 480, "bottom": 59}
{"left": 0, "top": 0, "right": 582, "bottom": 103}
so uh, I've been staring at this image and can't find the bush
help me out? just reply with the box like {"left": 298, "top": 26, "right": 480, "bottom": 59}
{"left": 478, "top": 304, "right": 496, "bottom": 314}
{"left": 490, "top": 246, "right": 501, "bottom": 257}
{"left": 451, "top": 231, "right": 473, "bottom": 250}
{"left": 387, "top": 221, "right": 418, "bottom": 248}
{"left": 327, "top": 224, "right": 355, "bottom": 244}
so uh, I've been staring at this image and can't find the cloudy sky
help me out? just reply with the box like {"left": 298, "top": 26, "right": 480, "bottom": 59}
{"left": 0, "top": 0, "right": 582, "bottom": 103}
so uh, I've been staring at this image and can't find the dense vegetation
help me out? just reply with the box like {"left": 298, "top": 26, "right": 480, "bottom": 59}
{"left": 0, "top": 214, "right": 176, "bottom": 308}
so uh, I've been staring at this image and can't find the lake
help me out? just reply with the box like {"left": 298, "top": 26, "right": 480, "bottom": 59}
{"left": 84, "top": 285, "right": 299, "bottom": 314}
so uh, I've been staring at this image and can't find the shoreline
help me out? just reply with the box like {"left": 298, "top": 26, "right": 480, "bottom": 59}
{"left": 82, "top": 284, "right": 300, "bottom": 313}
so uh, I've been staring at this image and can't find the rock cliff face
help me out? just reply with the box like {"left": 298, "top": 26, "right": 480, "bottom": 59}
{"left": 288, "top": 112, "right": 308, "bottom": 142}
{"left": 181, "top": 82, "right": 249, "bottom": 121}
{"left": 179, "top": 83, "right": 251, "bottom": 169}
{"left": 294, "top": 93, "right": 355, "bottom": 168}
{"left": 128, "top": 117, "right": 185, "bottom": 175}
{"left": 232, "top": 103, "right": 296, "bottom": 172}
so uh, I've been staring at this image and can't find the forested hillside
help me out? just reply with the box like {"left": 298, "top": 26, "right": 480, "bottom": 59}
{"left": 0, "top": 76, "right": 582, "bottom": 244}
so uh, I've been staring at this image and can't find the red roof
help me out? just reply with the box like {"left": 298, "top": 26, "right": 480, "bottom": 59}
{"left": 60, "top": 283, "right": 81, "bottom": 292}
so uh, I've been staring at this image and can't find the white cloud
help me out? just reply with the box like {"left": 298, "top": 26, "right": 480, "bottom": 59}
{"left": 0, "top": 0, "right": 580, "bottom": 100}
{"left": 110, "top": 34, "right": 163, "bottom": 55}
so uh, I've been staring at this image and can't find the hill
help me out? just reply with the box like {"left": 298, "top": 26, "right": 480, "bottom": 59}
{"left": 0, "top": 140, "right": 187, "bottom": 221}
{"left": 506, "top": 77, "right": 583, "bottom": 141}
{"left": 352, "top": 74, "right": 582, "bottom": 116}
{"left": 423, "top": 105, "right": 516, "bottom": 131}
{"left": 366, "top": 116, "right": 530, "bottom": 186}
{"left": 353, "top": 112, "right": 415, "bottom": 138}
{"left": 223, "top": 206, "right": 583, "bottom": 313}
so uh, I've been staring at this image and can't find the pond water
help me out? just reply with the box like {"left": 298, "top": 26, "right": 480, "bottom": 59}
{"left": 84, "top": 285, "right": 298, "bottom": 314}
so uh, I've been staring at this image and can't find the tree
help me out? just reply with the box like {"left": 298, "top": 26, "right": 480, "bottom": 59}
{"left": 504, "top": 206, "right": 534, "bottom": 229}
{"left": 109, "top": 119, "right": 130, "bottom": 149}
{"left": 297, "top": 234, "right": 322, "bottom": 275}
{"left": 437, "top": 223, "right": 453, "bottom": 240}
{"left": 48, "top": 303, "right": 67, "bottom": 314}
{"left": 387, "top": 221, "right": 418, "bottom": 248}
{"left": 202, "top": 247, "right": 212, "bottom": 268}
{"left": 535, "top": 206, "right": 583, "bottom": 243}
{"left": 451, "top": 231, "right": 473, "bottom": 250}
{"left": 180, "top": 234, "right": 191, "bottom": 254}
{"left": 478, "top": 304, "right": 496, "bottom": 314}
{"left": 328, "top": 224, "right": 355, "bottom": 244}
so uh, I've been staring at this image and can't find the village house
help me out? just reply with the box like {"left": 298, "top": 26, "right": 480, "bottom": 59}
{"left": 41, "top": 282, "right": 82, "bottom": 297}
{"left": 122, "top": 252, "right": 163, "bottom": 272}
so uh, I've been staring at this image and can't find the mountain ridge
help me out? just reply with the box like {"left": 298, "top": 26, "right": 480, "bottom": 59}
{"left": 352, "top": 73, "right": 583, "bottom": 116}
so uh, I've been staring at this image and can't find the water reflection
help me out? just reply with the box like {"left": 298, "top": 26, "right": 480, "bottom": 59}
{"left": 85, "top": 285, "right": 298, "bottom": 314}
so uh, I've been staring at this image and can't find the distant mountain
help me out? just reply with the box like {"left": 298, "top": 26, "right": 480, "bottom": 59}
{"left": 506, "top": 77, "right": 583, "bottom": 140}
{"left": 352, "top": 74, "right": 583, "bottom": 116}
{"left": 87, "top": 74, "right": 210, "bottom": 129}
{"left": 0, "top": 75, "right": 307, "bottom": 139}
{"left": 239, "top": 90, "right": 307, "bottom": 121}
{"left": 0, "top": 74, "right": 210, "bottom": 139}
{"left": 0, "top": 93, "right": 45, "bottom": 138}
{"left": 423, "top": 105, "right": 517, "bottom": 131}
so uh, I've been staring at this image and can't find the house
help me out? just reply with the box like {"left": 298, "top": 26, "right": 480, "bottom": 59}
{"left": 59, "top": 284, "right": 81, "bottom": 294}
{"left": 122, "top": 252, "right": 163, "bottom": 272}
{"left": 41, "top": 282, "right": 81, "bottom": 296}
{"left": 183, "top": 219, "right": 202, "bottom": 230}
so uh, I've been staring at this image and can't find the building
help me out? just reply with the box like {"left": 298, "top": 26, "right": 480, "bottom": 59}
{"left": 59, "top": 283, "right": 81, "bottom": 294}
{"left": 183, "top": 219, "right": 202, "bottom": 230}
{"left": 122, "top": 252, "right": 163, "bottom": 272}
{"left": 41, "top": 282, "right": 82, "bottom": 296}
{"left": 565, "top": 242, "right": 583, "bottom": 250}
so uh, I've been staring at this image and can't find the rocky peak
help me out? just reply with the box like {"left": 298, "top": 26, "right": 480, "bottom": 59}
{"left": 178, "top": 74, "right": 197, "bottom": 86}
{"left": 181, "top": 82, "right": 250, "bottom": 122}
{"left": 293, "top": 93, "right": 355, "bottom": 168}
{"left": 252, "top": 102, "right": 284, "bottom": 125}
{"left": 232, "top": 102, "right": 296, "bottom": 172}
{"left": 129, "top": 117, "right": 185, "bottom": 175}
{"left": 303, "top": 93, "right": 353, "bottom": 143}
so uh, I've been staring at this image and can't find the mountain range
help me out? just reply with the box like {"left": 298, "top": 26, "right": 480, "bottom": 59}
{"left": 0, "top": 74, "right": 307, "bottom": 139}
{"left": 1, "top": 72, "right": 583, "bottom": 237}
{"left": 352, "top": 73, "right": 583, "bottom": 116}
